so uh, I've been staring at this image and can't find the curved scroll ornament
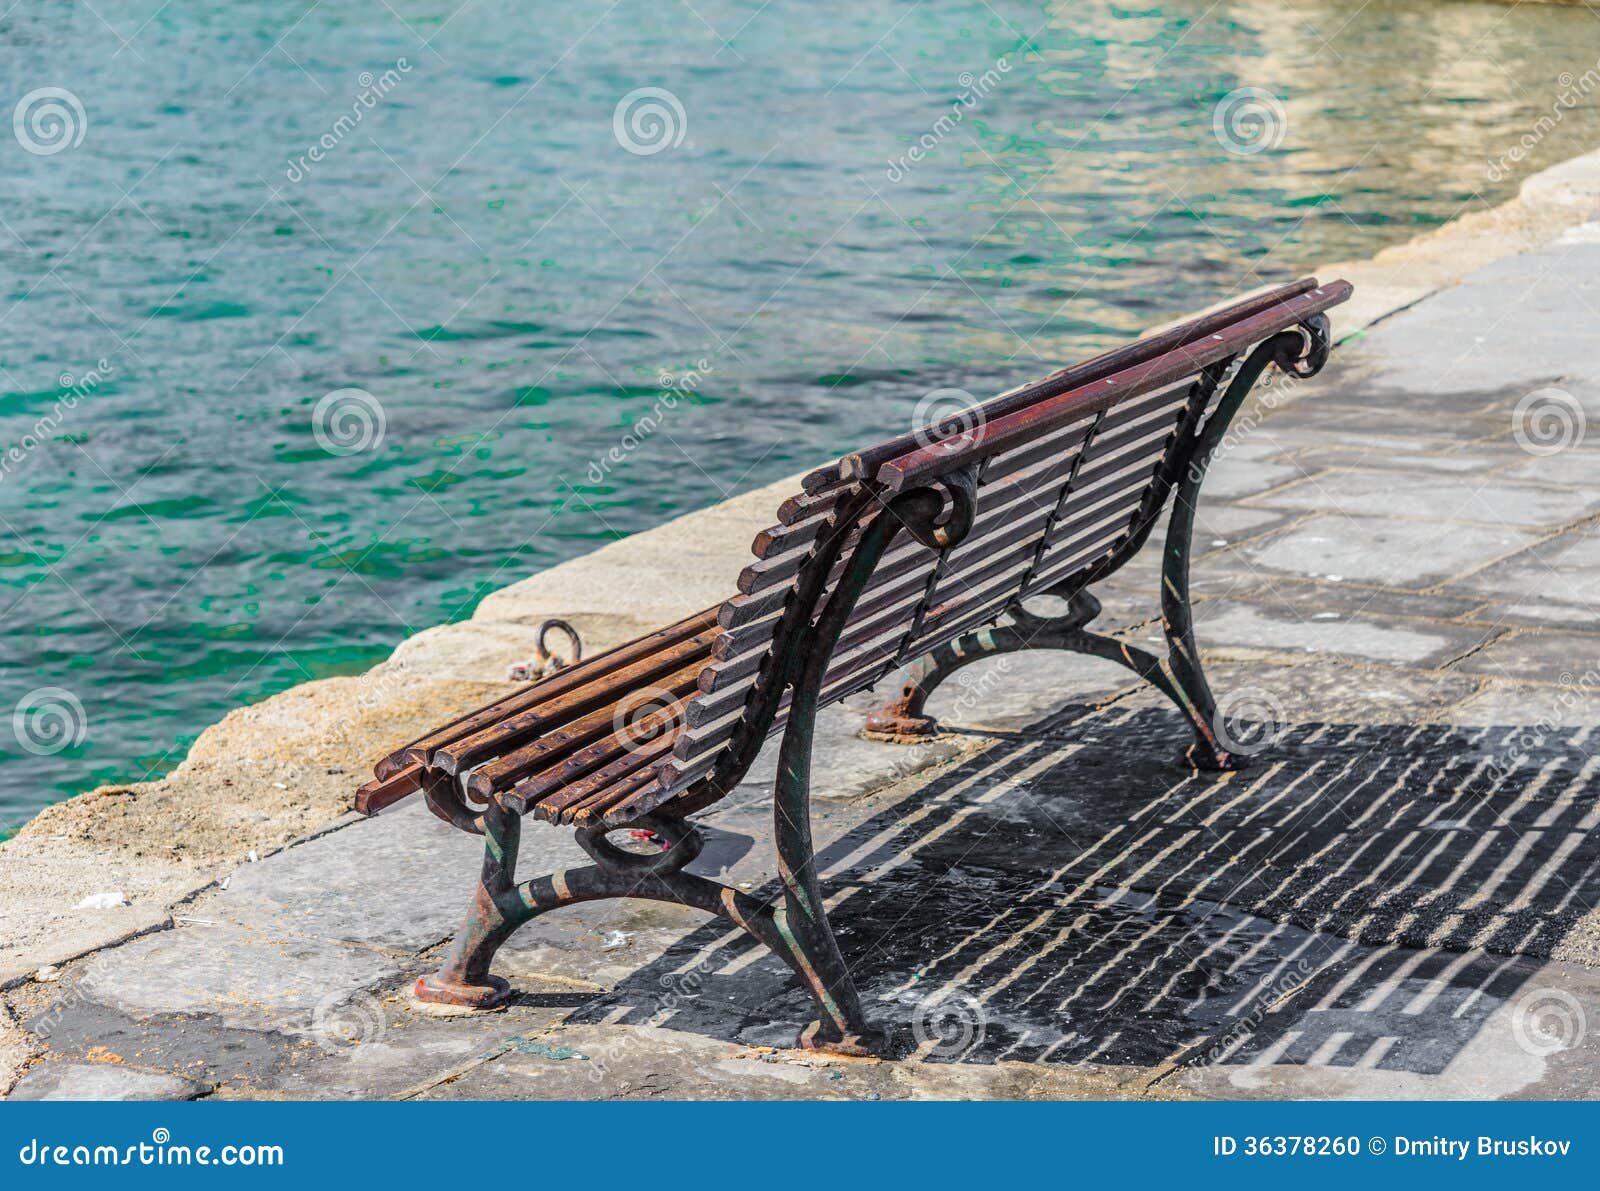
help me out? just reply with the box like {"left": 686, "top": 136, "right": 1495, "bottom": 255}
{"left": 1274, "top": 312, "right": 1331, "bottom": 379}
{"left": 422, "top": 768, "right": 488, "bottom": 836}
{"left": 899, "top": 465, "right": 980, "bottom": 551}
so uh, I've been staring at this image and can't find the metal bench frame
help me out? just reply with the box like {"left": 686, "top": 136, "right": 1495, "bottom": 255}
{"left": 367, "top": 290, "right": 1344, "bottom": 1055}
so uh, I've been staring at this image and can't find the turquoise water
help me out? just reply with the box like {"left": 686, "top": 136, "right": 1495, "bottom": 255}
{"left": 5, "top": 0, "right": 1600, "bottom": 827}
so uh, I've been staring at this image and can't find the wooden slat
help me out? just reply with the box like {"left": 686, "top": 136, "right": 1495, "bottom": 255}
{"left": 752, "top": 505, "right": 835, "bottom": 560}
{"left": 567, "top": 770, "right": 660, "bottom": 827}
{"left": 777, "top": 479, "right": 851, "bottom": 525}
{"left": 355, "top": 764, "right": 422, "bottom": 814}
{"left": 877, "top": 282, "right": 1352, "bottom": 491}
{"left": 527, "top": 734, "right": 676, "bottom": 822}
{"left": 434, "top": 630, "right": 717, "bottom": 775}
{"left": 837, "top": 279, "right": 1321, "bottom": 483}
{"left": 1021, "top": 527, "right": 1136, "bottom": 598}
{"left": 502, "top": 721, "right": 679, "bottom": 814}
{"left": 463, "top": 658, "right": 705, "bottom": 795}
{"left": 390, "top": 608, "right": 718, "bottom": 772}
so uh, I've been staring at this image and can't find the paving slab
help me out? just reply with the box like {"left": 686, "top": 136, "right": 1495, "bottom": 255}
{"left": 0, "top": 836, "right": 203, "bottom": 985}
{"left": 1468, "top": 596, "right": 1600, "bottom": 631}
{"left": 1455, "top": 523, "right": 1600, "bottom": 607}
{"left": 1191, "top": 577, "right": 1486, "bottom": 625}
{"left": 1498, "top": 448, "right": 1600, "bottom": 491}
{"left": 1189, "top": 602, "right": 1474, "bottom": 666}
{"left": 1250, "top": 468, "right": 1600, "bottom": 530}
{"left": 74, "top": 927, "right": 399, "bottom": 1035}
{"left": 1449, "top": 630, "right": 1600, "bottom": 685}
{"left": 263, "top": 985, "right": 585, "bottom": 1101}
{"left": 1235, "top": 514, "right": 1539, "bottom": 588}
{"left": 1195, "top": 456, "right": 1308, "bottom": 501}
{"left": 14, "top": 980, "right": 301, "bottom": 1093}
{"left": 1259, "top": 423, "right": 1481, "bottom": 459}
{"left": 1279, "top": 448, "right": 1515, "bottom": 476}
{"left": 1354, "top": 240, "right": 1600, "bottom": 397}
{"left": 1192, "top": 503, "right": 1295, "bottom": 545}
{"left": 1136, "top": 658, "right": 1481, "bottom": 727}
{"left": 202, "top": 800, "right": 539, "bottom": 952}
{"left": 8, "top": 1062, "right": 208, "bottom": 1102}
{"left": 1438, "top": 678, "right": 1600, "bottom": 733}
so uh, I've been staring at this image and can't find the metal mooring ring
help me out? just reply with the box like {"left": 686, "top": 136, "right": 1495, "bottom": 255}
{"left": 508, "top": 618, "right": 584, "bottom": 681}
{"left": 536, "top": 618, "right": 582, "bottom": 669}
{"left": 576, "top": 812, "right": 702, "bottom": 877}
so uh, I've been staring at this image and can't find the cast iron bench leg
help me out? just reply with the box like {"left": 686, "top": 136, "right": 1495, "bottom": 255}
{"left": 862, "top": 592, "right": 1239, "bottom": 770}
{"left": 414, "top": 799, "right": 874, "bottom": 1048}
{"left": 771, "top": 618, "right": 876, "bottom": 1055}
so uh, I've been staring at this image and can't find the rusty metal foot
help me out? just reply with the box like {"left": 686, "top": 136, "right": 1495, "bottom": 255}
{"left": 861, "top": 705, "right": 940, "bottom": 743}
{"left": 411, "top": 972, "right": 513, "bottom": 1014}
{"left": 800, "top": 1019, "right": 882, "bottom": 1058}
{"left": 1183, "top": 741, "right": 1248, "bottom": 773}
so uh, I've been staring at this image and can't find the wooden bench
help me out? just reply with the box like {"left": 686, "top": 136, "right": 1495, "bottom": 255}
{"left": 357, "top": 277, "right": 1351, "bottom": 1054}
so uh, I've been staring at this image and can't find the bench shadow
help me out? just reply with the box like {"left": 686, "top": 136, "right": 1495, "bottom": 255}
{"left": 564, "top": 705, "right": 1600, "bottom": 1074}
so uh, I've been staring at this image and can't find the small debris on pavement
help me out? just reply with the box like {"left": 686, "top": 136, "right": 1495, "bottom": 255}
{"left": 507, "top": 1036, "right": 588, "bottom": 1061}
{"left": 74, "top": 891, "right": 127, "bottom": 910}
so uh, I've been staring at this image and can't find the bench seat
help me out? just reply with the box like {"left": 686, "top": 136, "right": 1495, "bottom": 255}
{"left": 358, "top": 609, "right": 721, "bottom": 827}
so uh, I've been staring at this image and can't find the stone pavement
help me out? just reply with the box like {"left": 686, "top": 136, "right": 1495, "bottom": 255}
{"left": 9, "top": 224, "right": 1600, "bottom": 1101}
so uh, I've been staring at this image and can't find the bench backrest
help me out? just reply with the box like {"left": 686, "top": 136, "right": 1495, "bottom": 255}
{"left": 651, "top": 278, "right": 1350, "bottom": 804}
